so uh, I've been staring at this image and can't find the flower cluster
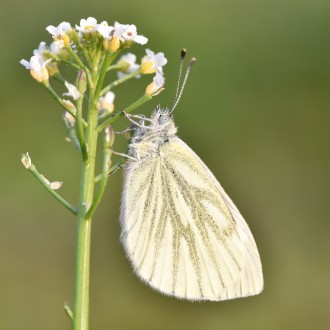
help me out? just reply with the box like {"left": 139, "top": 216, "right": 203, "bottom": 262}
{"left": 20, "top": 17, "right": 166, "bottom": 92}
{"left": 20, "top": 16, "right": 168, "bottom": 138}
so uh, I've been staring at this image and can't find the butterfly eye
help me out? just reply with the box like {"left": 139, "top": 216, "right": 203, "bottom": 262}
{"left": 158, "top": 114, "right": 169, "bottom": 125}
{"left": 158, "top": 113, "right": 171, "bottom": 125}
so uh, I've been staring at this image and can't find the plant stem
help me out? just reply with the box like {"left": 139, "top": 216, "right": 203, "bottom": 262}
{"left": 72, "top": 51, "right": 118, "bottom": 330}
{"left": 43, "top": 83, "right": 88, "bottom": 127}
{"left": 94, "top": 157, "right": 125, "bottom": 183}
{"left": 76, "top": 92, "right": 88, "bottom": 162}
{"left": 86, "top": 132, "right": 112, "bottom": 219}
{"left": 72, "top": 104, "right": 98, "bottom": 330}
{"left": 97, "top": 93, "right": 152, "bottom": 132}
{"left": 100, "top": 69, "right": 141, "bottom": 96}
{"left": 28, "top": 164, "right": 77, "bottom": 215}
{"left": 66, "top": 47, "right": 93, "bottom": 88}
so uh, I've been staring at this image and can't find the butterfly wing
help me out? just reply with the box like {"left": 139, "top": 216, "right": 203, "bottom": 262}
{"left": 120, "top": 137, "right": 263, "bottom": 301}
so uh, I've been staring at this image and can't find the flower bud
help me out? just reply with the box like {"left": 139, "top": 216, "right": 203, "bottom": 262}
{"left": 46, "top": 22, "right": 72, "bottom": 48}
{"left": 50, "top": 181, "right": 63, "bottom": 190}
{"left": 103, "top": 36, "right": 120, "bottom": 53}
{"left": 46, "top": 62, "right": 59, "bottom": 76}
{"left": 40, "top": 175, "right": 63, "bottom": 190}
{"left": 20, "top": 55, "right": 50, "bottom": 83}
{"left": 98, "top": 91, "right": 115, "bottom": 114}
{"left": 140, "top": 61, "right": 155, "bottom": 74}
{"left": 146, "top": 71, "right": 165, "bottom": 96}
{"left": 21, "top": 153, "right": 32, "bottom": 169}
{"left": 105, "top": 126, "right": 115, "bottom": 148}
{"left": 76, "top": 70, "right": 87, "bottom": 94}
{"left": 30, "top": 66, "right": 49, "bottom": 83}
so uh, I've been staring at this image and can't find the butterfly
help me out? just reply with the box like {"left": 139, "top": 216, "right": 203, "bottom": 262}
{"left": 119, "top": 50, "right": 263, "bottom": 301}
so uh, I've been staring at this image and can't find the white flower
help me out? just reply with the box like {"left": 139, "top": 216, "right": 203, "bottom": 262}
{"left": 115, "top": 22, "right": 148, "bottom": 45}
{"left": 141, "top": 49, "right": 167, "bottom": 74}
{"left": 33, "top": 42, "right": 47, "bottom": 58}
{"left": 46, "top": 22, "right": 72, "bottom": 48}
{"left": 49, "top": 42, "right": 62, "bottom": 55}
{"left": 117, "top": 53, "right": 140, "bottom": 78}
{"left": 146, "top": 71, "right": 165, "bottom": 96}
{"left": 30, "top": 43, "right": 60, "bottom": 76}
{"left": 46, "top": 22, "right": 72, "bottom": 36}
{"left": 113, "top": 21, "right": 129, "bottom": 39}
{"left": 76, "top": 17, "right": 98, "bottom": 33}
{"left": 97, "top": 21, "right": 114, "bottom": 39}
{"left": 21, "top": 152, "right": 32, "bottom": 169}
{"left": 98, "top": 21, "right": 147, "bottom": 45}
{"left": 63, "top": 81, "right": 80, "bottom": 100}
{"left": 98, "top": 21, "right": 125, "bottom": 40}
{"left": 101, "top": 91, "right": 115, "bottom": 104}
{"left": 20, "top": 54, "right": 50, "bottom": 83}
{"left": 33, "top": 41, "right": 66, "bottom": 59}
{"left": 98, "top": 91, "right": 115, "bottom": 114}
{"left": 63, "top": 111, "right": 76, "bottom": 128}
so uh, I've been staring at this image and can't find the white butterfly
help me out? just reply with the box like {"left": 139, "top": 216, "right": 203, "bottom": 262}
{"left": 120, "top": 53, "right": 263, "bottom": 301}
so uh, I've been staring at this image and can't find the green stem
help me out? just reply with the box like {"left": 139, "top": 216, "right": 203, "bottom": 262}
{"left": 86, "top": 132, "right": 112, "bottom": 219}
{"left": 43, "top": 83, "right": 88, "bottom": 127}
{"left": 66, "top": 128, "right": 81, "bottom": 151}
{"left": 52, "top": 73, "right": 66, "bottom": 84}
{"left": 106, "top": 63, "right": 122, "bottom": 72}
{"left": 91, "top": 52, "right": 119, "bottom": 107}
{"left": 66, "top": 47, "right": 94, "bottom": 88}
{"left": 76, "top": 94, "right": 88, "bottom": 162}
{"left": 72, "top": 50, "right": 118, "bottom": 330}
{"left": 97, "top": 93, "right": 152, "bottom": 132}
{"left": 94, "top": 157, "right": 125, "bottom": 183}
{"left": 60, "top": 59, "right": 82, "bottom": 71}
{"left": 45, "top": 52, "right": 81, "bottom": 71}
{"left": 27, "top": 164, "right": 77, "bottom": 215}
{"left": 100, "top": 69, "right": 142, "bottom": 96}
{"left": 73, "top": 39, "right": 94, "bottom": 69}
{"left": 72, "top": 105, "right": 98, "bottom": 330}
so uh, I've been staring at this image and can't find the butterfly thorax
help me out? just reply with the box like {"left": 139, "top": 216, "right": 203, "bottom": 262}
{"left": 128, "top": 107, "right": 178, "bottom": 160}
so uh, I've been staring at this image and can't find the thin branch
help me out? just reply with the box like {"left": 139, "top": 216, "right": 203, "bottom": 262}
{"left": 96, "top": 93, "right": 152, "bottom": 132}
{"left": 100, "top": 69, "right": 142, "bottom": 96}
{"left": 94, "top": 157, "right": 126, "bottom": 183}
{"left": 66, "top": 47, "right": 94, "bottom": 89}
{"left": 64, "top": 303, "right": 73, "bottom": 321}
{"left": 106, "top": 63, "right": 122, "bottom": 72}
{"left": 26, "top": 164, "right": 77, "bottom": 215}
{"left": 43, "top": 83, "right": 88, "bottom": 127}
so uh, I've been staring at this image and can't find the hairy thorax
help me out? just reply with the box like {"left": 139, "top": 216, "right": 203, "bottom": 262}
{"left": 128, "top": 107, "right": 178, "bottom": 160}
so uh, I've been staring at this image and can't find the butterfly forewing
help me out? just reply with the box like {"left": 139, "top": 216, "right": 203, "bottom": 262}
{"left": 121, "top": 137, "right": 263, "bottom": 301}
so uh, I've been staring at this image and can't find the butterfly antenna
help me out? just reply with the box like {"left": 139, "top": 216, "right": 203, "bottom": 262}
{"left": 170, "top": 53, "right": 196, "bottom": 114}
{"left": 172, "top": 48, "right": 187, "bottom": 107}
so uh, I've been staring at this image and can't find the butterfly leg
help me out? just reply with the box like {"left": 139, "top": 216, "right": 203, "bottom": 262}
{"left": 126, "top": 114, "right": 154, "bottom": 123}
{"left": 114, "top": 127, "right": 137, "bottom": 135}
{"left": 122, "top": 111, "right": 152, "bottom": 128}
{"left": 112, "top": 150, "right": 138, "bottom": 161}
{"left": 107, "top": 163, "right": 124, "bottom": 177}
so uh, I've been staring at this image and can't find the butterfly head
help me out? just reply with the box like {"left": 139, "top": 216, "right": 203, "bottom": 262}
{"left": 151, "top": 106, "right": 173, "bottom": 125}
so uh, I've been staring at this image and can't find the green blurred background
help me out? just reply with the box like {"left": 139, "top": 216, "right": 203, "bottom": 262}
{"left": 1, "top": 0, "right": 330, "bottom": 329}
